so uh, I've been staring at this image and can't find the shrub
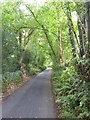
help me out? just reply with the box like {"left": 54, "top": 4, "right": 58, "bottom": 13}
{"left": 2, "top": 71, "right": 22, "bottom": 93}
{"left": 53, "top": 66, "right": 90, "bottom": 119}
{"left": 28, "top": 64, "right": 40, "bottom": 75}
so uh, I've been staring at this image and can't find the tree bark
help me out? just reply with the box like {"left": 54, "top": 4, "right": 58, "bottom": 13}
{"left": 85, "top": 2, "right": 90, "bottom": 57}
{"left": 19, "top": 29, "right": 34, "bottom": 65}
{"left": 56, "top": 12, "right": 64, "bottom": 63}
{"left": 66, "top": 3, "right": 77, "bottom": 58}
{"left": 77, "top": 19, "right": 85, "bottom": 57}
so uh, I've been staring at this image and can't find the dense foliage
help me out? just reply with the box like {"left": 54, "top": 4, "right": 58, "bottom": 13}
{"left": 1, "top": 0, "right": 90, "bottom": 119}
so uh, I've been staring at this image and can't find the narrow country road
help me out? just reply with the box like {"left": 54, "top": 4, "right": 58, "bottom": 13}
{"left": 2, "top": 68, "right": 56, "bottom": 118}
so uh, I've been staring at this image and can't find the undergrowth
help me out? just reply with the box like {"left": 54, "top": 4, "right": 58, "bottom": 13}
{"left": 52, "top": 65, "right": 90, "bottom": 119}
{"left": 2, "top": 71, "right": 22, "bottom": 93}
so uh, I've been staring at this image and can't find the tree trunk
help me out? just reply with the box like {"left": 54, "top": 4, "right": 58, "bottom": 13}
{"left": 77, "top": 19, "right": 85, "bottom": 57}
{"left": 26, "top": 6, "right": 58, "bottom": 63}
{"left": 66, "top": 3, "right": 77, "bottom": 59}
{"left": 57, "top": 13, "right": 64, "bottom": 63}
{"left": 85, "top": 2, "right": 90, "bottom": 58}
{"left": 19, "top": 31, "right": 22, "bottom": 47}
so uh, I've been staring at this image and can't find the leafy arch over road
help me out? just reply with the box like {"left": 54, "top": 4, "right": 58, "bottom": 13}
{"left": 2, "top": 1, "right": 90, "bottom": 119}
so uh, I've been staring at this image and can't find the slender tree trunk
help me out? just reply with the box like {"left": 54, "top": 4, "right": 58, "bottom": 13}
{"left": 68, "top": 25, "right": 76, "bottom": 58}
{"left": 77, "top": 19, "right": 85, "bottom": 57}
{"left": 75, "top": 4, "right": 86, "bottom": 57}
{"left": 42, "top": 26, "right": 58, "bottom": 62}
{"left": 26, "top": 6, "right": 58, "bottom": 63}
{"left": 85, "top": 2, "right": 90, "bottom": 58}
{"left": 57, "top": 13, "right": 63, "bottom": 63}
{"left": 19, "top": 29, "right": 34, "bottom": 65}
{"left": 19, "top": 31, "right": 22, "bottom": 47}
{"left": 66, "top": 3, "right": 77, "bottom": 59}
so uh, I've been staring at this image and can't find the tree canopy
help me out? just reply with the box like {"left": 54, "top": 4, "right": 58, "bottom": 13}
{"left": 1, "top": 0, "right": 90, "bottom": 119}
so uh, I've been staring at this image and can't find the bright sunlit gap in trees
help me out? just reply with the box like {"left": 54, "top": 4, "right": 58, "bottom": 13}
{"left": 21, "top": 0, "right": 78, "bottom": 21}
{"left": 20, "top": 0, "right": 46, "bottom": 13}
{"left": 23, "top": 0, "right": 46, "bottom": 7}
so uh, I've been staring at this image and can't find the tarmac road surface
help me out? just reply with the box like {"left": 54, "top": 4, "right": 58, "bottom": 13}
{"left": 2, "top": 68, "right": 56, "bottom": 118}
